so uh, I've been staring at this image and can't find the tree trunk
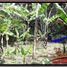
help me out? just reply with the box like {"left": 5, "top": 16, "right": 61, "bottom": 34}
{"left": 23, "top": 56, "right": 26, "bottom": 64}
{"left": 15, "top": 28, "right": 19, "bottom": 42}
{"left": 32, "top": 18, "right": 38, "bottom": 60}
{"left": 6, "top": 34, "right": 9, "bottom": 47}
{"left": 44, "top": 22, "right": 48, "bottom": 48}
{"left": 1, "top": 34, "right": 3, "bottom": 49}
{"left": 63, "top": 44, "right": 66, "bottom": 53}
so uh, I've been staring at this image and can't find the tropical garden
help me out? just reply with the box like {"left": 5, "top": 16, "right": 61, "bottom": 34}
{"left": 0, "top": 3, "right": 67, "bottom": 64}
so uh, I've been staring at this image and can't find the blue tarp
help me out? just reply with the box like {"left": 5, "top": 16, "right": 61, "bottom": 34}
{"left": 49, "top": 36, "right": 67, "bottom": 43}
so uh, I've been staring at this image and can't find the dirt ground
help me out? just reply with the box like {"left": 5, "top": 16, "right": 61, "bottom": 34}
{"left": 2, "top": 41, "right": 67, "bottom": 64}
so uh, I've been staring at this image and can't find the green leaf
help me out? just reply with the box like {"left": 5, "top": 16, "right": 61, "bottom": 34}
{"left": 3, "top": 5, "right": 29, "bottom": 19}
{"left": 4, "top": 31, "right": 14, "bottom": 36}
{"left": 27, "top": 45, "right": 32, "bottom": 54}
{"left": 0, "top": 10, "right": 9, "bottom": 18}
{"left": 19, "top": 28, "right": 30, "bottom": 40}
{"left": 32, "top": 3, "right": 36, "bottom": 11}
{"left": 38, "top": 3, "right": 49, "bottom": 15}
{"left": 55, "top": 3, "right": 67, "bottom": 23}
{"left": 48, "top": 14, "right": 60, "bottom": 22}
{"left": 15, "top": 48, "right": 18, "bottom": 56}
{"left": 21, "top": 46, "right": 25, "bottom": 56}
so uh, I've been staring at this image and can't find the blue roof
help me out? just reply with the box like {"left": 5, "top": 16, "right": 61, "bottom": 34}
{"left": 49, "top": 36, "right": 67, "bottom": 43}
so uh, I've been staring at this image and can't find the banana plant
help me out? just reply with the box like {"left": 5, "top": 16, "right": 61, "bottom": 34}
{"left": 0, "top": 4, "right": 29, "bottom": 44}
{"left": 0, "top": 17, "right": 13, "bottom": 47}
{"left": 0, "top": 3, "right": 66, "bottom": 63}
{"left": 3, "top": 3, "right": 30, "bottom": 39}
{"left": 36, "top": 3, "right": 67, "bottom": 46}
{"left": 20, "top": 45, "right": 32, "bottom": 64}
{"left": 40, "top": 3, "right": 67, "bottom": 53}
{"left": 54, "top": 3, "right": 67, "bottom": 23}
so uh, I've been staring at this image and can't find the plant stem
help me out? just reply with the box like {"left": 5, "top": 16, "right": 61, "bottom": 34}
{"left": 23, "top": 56, "right": 26, "bottom": 64}
{"left": 1, "top": 34, "right": 3, "bottom": 49}
{"left": 33, "top": 18, "right": 38, "bottom": 60}
{"left": 44, "top": 22, "right": 48, "bottom": 47}
{"left": 6, "top": 34, "right": 9, "bottom": 47}
{"left": 15, "top": 28, "right": 19, "bottom": 42}
{"left": 63, "top": 44, "right": 66, "bottom": 53}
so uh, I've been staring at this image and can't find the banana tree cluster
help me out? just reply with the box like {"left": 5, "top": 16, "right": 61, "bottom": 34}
{"left": 0, "top": 3, "right": 67, "bottom": 63}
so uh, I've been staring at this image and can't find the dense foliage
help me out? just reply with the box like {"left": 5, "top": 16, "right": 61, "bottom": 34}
{"left": 0, "top": 3, "right": 67, "bottom": 64}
